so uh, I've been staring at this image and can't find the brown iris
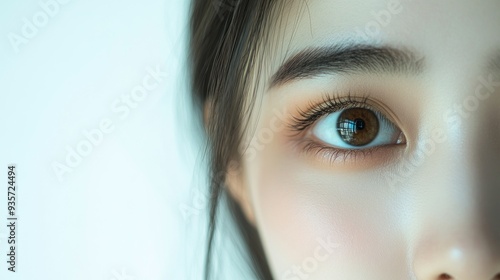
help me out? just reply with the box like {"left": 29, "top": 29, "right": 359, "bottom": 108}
{"left": 336, "top": 108, "right": 379, "bottom": 146}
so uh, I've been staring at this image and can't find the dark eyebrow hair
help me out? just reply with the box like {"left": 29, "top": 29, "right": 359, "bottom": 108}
{"left": 269, "top": 44, "right": 424, "bottom": 88}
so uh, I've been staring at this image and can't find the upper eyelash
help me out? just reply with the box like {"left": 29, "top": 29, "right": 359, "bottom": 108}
{"left": 287, "top": 91, "right": 373, "bottom": 133}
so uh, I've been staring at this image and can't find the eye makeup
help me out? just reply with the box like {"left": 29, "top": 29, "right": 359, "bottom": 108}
{"left": 285, "top": 92, "right": 407, "bottom": 165}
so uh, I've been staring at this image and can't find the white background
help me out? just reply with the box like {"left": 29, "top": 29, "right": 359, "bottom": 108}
{"left": 0, "top": 0, "right": 220, "bottom": 279}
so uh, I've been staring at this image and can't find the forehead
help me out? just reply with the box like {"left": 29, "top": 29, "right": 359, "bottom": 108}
{"left": 259, "top": 0, "right": 500, "bottom": 85}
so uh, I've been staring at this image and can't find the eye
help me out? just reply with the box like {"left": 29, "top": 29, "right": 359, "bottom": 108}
{"left": 311, "top": 107, "right": 404, "bottom": 149}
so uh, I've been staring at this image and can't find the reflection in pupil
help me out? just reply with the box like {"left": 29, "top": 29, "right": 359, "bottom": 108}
{"left": 337, "top": 119, "right": 358, "bottom": 142}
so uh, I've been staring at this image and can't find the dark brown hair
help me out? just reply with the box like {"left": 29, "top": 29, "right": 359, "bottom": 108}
{"left": 189, "top": 0, "right": 287, "bottom": 279}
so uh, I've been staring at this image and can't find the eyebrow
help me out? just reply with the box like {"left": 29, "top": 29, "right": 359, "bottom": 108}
{"left": 269, "top": 44, "right": 424, "bottom": 88}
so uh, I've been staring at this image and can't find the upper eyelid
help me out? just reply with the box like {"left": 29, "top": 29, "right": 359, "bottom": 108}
{"left": 287, "top": 93, "right": 377, "bottom": 132}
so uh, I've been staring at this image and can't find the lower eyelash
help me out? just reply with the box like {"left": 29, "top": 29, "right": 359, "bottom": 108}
{"left": 295, "top": 138, "right": 380, "bottom": 164}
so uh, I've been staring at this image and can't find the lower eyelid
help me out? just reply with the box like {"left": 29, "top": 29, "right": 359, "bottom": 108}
{"left": 290, "top": 137, "right": 406, "bottom": 169}
{"left": 294, "top": 138, "right": 379, "bottom": 163}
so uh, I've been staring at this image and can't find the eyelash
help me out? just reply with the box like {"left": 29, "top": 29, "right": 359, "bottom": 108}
{"left": 288, "top": 92, "right": 373, "bottom": 133}
{"left": 298, "top": 138, "right": 380, "bottom": 164}
{"left": 287, "top": 92, "right": 395, "bottom": 163}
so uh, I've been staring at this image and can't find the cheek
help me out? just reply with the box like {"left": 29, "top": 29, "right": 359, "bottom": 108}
{"left": 246, "top": 147, "right": 409, "bottom": 278}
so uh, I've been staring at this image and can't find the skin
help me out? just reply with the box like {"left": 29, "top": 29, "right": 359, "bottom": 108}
{"left": 223, "top": 0, "right": 500, "bottom": 279}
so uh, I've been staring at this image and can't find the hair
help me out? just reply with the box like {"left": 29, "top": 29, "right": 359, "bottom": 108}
{"left": 188, "top": 0, "right": 288, "bottom": 279}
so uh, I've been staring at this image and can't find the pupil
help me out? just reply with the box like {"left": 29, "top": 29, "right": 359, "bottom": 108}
{"left": 355, "top": 118, "right": 365, "bottom": 130}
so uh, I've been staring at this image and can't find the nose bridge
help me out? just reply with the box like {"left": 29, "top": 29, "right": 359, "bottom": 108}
{"left": 473, "top": 98, "right": 500, "bottom": 267}
{"left": 410, "top": 77, "right": 500, "bottom": 279}
{"left": 459, "top": 73, "right": 500, "bottom": 258}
